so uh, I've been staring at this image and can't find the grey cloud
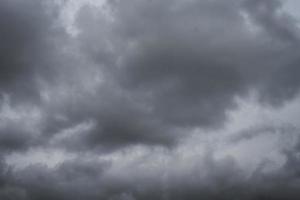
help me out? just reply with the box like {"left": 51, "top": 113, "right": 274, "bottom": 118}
{"left": 0, "top": 0, "right": 298, "bottom": 153}
{"left": 244, "top": 0, "right": 300, "bottom": 44}
{"left": 1, "top": 140, "right": 300, "bottom": 200}
{"left": 43, "top": 86, "right": 180, "bottom": 152}
{"left": 0, "top": 126, "right": 32, "bottom": 153}
{"left": 0, "top": 97, "right": 42, "bottom": 153}
{"left": 259, "top": 60, "right": 300, "bottom": 106}
{"left": 17, "top": 0, "right": 300, "bottom": 153}
{"left": 60, "top": 0, "right": 250, "bottom": 151}
{"left": 0, "top": 0, "right": 299, "bottom": 153}
{"left": 229, "top": 123, "right": 298, "bottom": 143}
{"left": 1, "top": 0, "right": 300, "bottom": 199}
{"left": 0, "top": 0, "right": 66, "bottom": 102}
{"left": 9, "top": 159, "right": 110, "bottom": 200}
{"left": 62, "top": 0, "right": 300, "bottom": 150}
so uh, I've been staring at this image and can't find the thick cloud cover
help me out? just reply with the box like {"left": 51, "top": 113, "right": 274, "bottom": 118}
{"left": 0, "top": 0, "right": 300, "bottom": 199}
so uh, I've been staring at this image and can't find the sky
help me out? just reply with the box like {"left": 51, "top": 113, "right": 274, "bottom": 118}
{"left": 0, "top": 0, "right": 300, "bottom": 199}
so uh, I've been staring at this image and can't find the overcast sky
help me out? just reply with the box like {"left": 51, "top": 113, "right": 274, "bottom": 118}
{"left": 1, "top": 0, "right": 300, "bottom": 199}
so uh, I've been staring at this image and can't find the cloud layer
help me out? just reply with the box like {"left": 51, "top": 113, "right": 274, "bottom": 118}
{"left": 0, "top": 0, "right": 300, "bottom": 199}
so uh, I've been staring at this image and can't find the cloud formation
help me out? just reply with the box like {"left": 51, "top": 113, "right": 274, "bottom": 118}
{"left": 0, "top": 0, "right": 300, "bottom": 199}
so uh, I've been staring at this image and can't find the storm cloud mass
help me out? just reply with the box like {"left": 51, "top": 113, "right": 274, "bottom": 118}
{"left": 1, "top": 0, "right": 300, "bottom": 199}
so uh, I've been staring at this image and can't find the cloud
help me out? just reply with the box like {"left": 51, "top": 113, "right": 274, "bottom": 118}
{"left": 1, "top": 136, "right": 300, "bottom": 200}
{"left": 0, "top": 0, "right": 67, "bottom": 102}
{"left": 0, "top": 0, "right": 296, "bottom": 153}
{"left": 0, "top": 0, "right": 300, "bottom": 199}
{"left": 66, "top": 0, "right": 300, "bottom": 149}
{"left": 244, "top": 0, "right": 300, "bottom": 43}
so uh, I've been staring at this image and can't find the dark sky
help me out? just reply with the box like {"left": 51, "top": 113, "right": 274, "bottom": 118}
{"left": 1, "top": 0, "right": 300, "bottom": 199}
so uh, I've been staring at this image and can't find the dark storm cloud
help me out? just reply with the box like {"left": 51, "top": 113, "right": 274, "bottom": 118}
{"left": 229, "top": 124, "right": 298, "bottom": 143}
{"left": 0, "top": 0, "right": 298, "bottom": 153}
{"left": 0, "top": 0, "right": 67, "bottom": 154}
{"left": 1, "top": 0, "right": 300, "bottom": 199}
{"left": 3, "top": 0, "right": 294, "bottom": 154}
{"left": 244, "top": 0, "right": 300, "bottom": 43}
{"left": 1, "top": 138, "right": 300, "bottom": 200}
{"left": 0, "top": 158, "right": 111, "bottom": 200}
{"left": 9, "top": 0, "right": 297, "bottom": 153}
{"left": 64, "top": 0, "right": 300, "bottom": 149}
{"left": 0, "top": 0, "right": 66, "bottom": 102}
{"left": 0, "top": 126, "right": 32, "bottom": 152}
{"left": 42, "top": 84, "right": 183, "bottom": 152}
{"left": 61, "top": 0, "right": 249, "bottom": 151}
